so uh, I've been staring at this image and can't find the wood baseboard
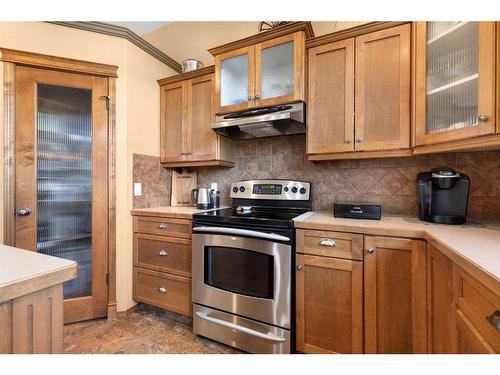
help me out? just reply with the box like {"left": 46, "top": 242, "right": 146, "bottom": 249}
{"left": 116, "top": 304, "right": 139, "bottom": 319}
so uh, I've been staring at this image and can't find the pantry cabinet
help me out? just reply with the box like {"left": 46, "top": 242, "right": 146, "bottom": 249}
{"left": 210, "top": 22, "right": 313, "bottom": 114}
{"left": 414, "top": 22, "right": 496, "bottom": 148}
{"left": 158, "top": 66, "right": 234, "bottom": 168}
{"left": 364, "top": 236, "right": 427, "bottom": 353}
{"left": 307, "top": 23, "right": 411, "bottom": 160}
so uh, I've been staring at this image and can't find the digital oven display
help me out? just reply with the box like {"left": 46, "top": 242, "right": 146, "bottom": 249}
{"left": 253, "top": 184, "right": 282, "bottom": 195}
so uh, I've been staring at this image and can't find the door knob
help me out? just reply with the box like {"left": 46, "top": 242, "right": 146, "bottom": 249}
{"left": 297, "top": 265, "right": 303, "bottom": 270}
{"left": 16, "top": 208, "right": 32, "bottom": 216}
{"left": 367, "top": 247, "right": 376, "bottom": 254}
{"left": 478, "top": 115, "right": 489, "bottom": 122}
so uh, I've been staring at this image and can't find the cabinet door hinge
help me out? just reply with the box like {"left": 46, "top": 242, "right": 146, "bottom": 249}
{"left": 99, "top": 95, "right": 111, "bottom": 110}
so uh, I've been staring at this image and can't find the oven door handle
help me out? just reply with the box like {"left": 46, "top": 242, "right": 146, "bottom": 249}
{"left": 195, "top": 311, "right": 287, "bottom": 343}
{"left": 192, "top": 226, "right": 290, "bottom": 242}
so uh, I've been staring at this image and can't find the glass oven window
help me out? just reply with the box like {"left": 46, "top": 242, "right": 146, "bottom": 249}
{"left": 204, "top": 246, "right": 274, "bottom": 299}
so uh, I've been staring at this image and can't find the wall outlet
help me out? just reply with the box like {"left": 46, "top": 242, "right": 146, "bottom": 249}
{"left": 133, "top": 183, "right": 142, "bottom": 197}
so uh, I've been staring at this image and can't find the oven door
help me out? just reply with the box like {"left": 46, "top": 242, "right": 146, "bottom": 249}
{"left": 192, "top": 227, "right": 291, "bottom": 328}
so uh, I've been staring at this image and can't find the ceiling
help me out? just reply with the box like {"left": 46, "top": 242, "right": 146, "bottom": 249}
{"left": 107, "top": 22, "right": 170, "bottom": 36}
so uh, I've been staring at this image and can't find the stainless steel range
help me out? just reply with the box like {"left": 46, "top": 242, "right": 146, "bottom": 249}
{"left": 191, "top": 179, "right": 312, "bottom": 354}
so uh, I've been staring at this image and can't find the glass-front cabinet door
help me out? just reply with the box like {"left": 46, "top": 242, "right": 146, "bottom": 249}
{"left": 215, "top": 46, "right": 255, "bottom": 114}
{"left": 415, "top": 22, "right": 495, "bottom": 146}
{"left": 255, "top": 32, "right": 304, "bottom": 107}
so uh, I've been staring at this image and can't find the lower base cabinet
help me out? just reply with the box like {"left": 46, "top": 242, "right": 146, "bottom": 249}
{"left": 132, "top": 214, "right": 193, "bottom": 317}
{"left": 296, "top": 232, "right": 428, "bottom": 354}
{"left": 296, "top": 254, "right": 363, "bottom": 353}
{"left": 426, "top": 245, "right": 455, "bottom": 353}
{"left": 427, "top": 244, "right": 499, "bottom": 354}
{"left": 364, "top": 236, "right": 427, "bottom": 353}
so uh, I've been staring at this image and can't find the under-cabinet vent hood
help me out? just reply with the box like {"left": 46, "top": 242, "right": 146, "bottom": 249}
{"left": 211, "top": 102, "right": 305, "bottom": 140}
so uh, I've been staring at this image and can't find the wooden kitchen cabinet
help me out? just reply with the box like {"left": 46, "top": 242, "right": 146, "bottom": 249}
{"left": 427, "top": 244, "right": 455, "bottom": 353}
{"left": 158, "top": 66, "right": 234, "bottom": 168}
{"left": 454, "top": 308, "right": 496, "bottom": 353}
{"left": 306, "top": 23, "right": 411, "bottom": 161}
{"left": 296, "top": 253, "right": 363, "bottom": 353}
{"left": 414, "top": 22, "right": 497, "bottom": 151}
{"left": 364, "top": 236, "right": 427, "bottom": 353}
{"left": 452, "top": 263, "right": 500, "bottom": 352}
{"left": 210, "top": 22, "right": 313, "bottom": 114}
{"left": 307, "top": 38, "right": 355, "bottom": 154}
{"left": 132, "top": 213, "right": 193, "bottom": 317}
{"left": 355, "top": 24, "right": 411, "bottom": 152}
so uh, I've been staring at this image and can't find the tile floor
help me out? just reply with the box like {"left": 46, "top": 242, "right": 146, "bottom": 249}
{"left": 63, "top": 304, "right": 241, "bottom": 354}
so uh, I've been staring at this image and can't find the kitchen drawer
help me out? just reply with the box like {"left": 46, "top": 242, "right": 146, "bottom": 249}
{"left": 454, "top": 308, "right": 496, "bottom": 354}
{"left": 296, "top": 229, "right": 363, "bottom": 261}
{"left": 133, "top": 216, "right": 191, "bottom": 238}
{"left": 133, "top": 268, "right": 192, "bottom": 317}
{"left": 133, "top": 233, "right": 191, "bottom": 277}
{"left": 452, "top": 264, "right": 500, "bottom": 352}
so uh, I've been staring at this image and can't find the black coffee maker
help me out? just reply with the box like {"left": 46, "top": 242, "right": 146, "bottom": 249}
{"left": 416, "top": 167, "right": 470, "bottom": 225}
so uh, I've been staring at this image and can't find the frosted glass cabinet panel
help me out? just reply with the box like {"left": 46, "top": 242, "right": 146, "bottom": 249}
{"left": 220, "top": 53, "right": 249, "bottom": 107}
{"left": 37, "top": 84, "right": 93, "bottom": 299}
{"left": 415, "top": 22, "right": 495, "bottom": 146}
{"left": 260, "top": 41, "right": 294, "bottom": 99}
{"left": 214, "top": 31, "right": 305, "bottom": 114}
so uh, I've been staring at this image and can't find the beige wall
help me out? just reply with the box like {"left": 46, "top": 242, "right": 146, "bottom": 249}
{"left": 0, "top": 21, "right": 175, "bottom": 312}
{"left": 143, "top": 21, "right": 369, "bottom": 67}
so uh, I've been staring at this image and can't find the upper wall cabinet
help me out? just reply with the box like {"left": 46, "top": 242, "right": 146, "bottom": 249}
{"left": 415, "top": 22, "right": 496, "bottom": 147}
{"left": 307, "top": 23, "right": 411, "bottom": 160}
{"left": 209, "top": 22, "right": 313, "bottom": 114}
{"left": 158, "top": 66, "right": 234, "bottom": 168}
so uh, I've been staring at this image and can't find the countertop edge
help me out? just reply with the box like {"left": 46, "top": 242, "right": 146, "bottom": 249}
{"left": 0, "top": 262, "right": 77, "bottom": 302}
{"left": 130, "top": 206, "right": 228, "bottom": 219}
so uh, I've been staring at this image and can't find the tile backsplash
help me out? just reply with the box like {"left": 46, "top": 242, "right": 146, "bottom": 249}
{"left": 133, "top": 134, "right": 500, "bottom": 220}
{"left": 133, "top": 154, "right": 171, "bottom": 209}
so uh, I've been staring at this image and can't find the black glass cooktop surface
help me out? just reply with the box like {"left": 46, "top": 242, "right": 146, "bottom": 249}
{"left": 193, "top": 207, "right": 308, "bottom": 229}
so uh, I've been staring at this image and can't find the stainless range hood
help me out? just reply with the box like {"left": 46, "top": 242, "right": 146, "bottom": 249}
{"left": 211, "top": 102, "right": 305, "bottom": 140}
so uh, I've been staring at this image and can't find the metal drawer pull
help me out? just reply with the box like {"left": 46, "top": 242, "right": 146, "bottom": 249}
{"left": 158, "top": 287, "right": 167, "bottom": 293}
{"left": 486, "top": 311, "right": 500, "bottom": 332}
{"left": 478, "top": 114, "right": 489, "bottom": 122}
{"left": 319, "top": 238, "right": 336, "bottom": 247}
{"left": 158, "top": 223, "right": 168, "bottom": 229}
{"left": 297, "top": 265, "right": 303, "bottom": 270}
{"left": 158, "top": 250, "right": 168, "bottom": 256}
{"left": 195, "top": 311, "right": 286, "bottom": 343}
{"left": 367, "top": 247, "right": 376, "bottom": 254}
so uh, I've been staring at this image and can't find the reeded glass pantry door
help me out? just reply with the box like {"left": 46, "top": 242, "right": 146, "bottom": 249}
{"left": 15, "top": 66, "right": 109, "bottom": 323}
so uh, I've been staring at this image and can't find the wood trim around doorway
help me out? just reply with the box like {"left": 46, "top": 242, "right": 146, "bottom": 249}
{"left": 1, "top": 52, "right": 117, "bottom": 321}
{"left": 0, "top": 48, "right": 118, "bottom": 78}
{"left": 107, "top": 77, "right": 117, "bottom": 320}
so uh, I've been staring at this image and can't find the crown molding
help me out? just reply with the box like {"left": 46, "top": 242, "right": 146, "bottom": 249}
{"left": 47, "top": 21, "right": 182, "bottom": 72}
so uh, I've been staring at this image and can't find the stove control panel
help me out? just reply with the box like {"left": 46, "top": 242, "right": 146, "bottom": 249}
{"left": 230, "top": 179, "right": 311, "bottom": 201}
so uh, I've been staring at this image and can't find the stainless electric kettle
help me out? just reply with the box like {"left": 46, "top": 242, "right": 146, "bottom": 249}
{"left": 191, "top": 187, "right": 212, "bottom": 209}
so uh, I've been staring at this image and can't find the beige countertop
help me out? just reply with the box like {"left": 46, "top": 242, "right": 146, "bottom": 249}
{"left": 131, "top": 205, "right": 227, "bottom": 219}
{"left": 294, "top": 211, "right": 500, "bottom": 282}
{"left": 0, "top": 244, "right": 77, "bottom": 302}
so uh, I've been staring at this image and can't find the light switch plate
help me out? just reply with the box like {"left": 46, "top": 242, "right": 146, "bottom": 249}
{"left": 133, "top": 183, "right": 142, "bottom": 197}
